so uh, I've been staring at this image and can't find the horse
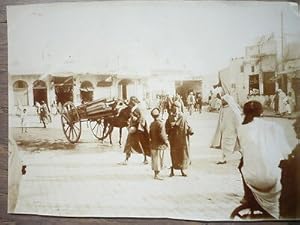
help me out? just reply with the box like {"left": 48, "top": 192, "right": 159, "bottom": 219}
{"left": 101, "top": 101, "right": 134, "bottom": 146}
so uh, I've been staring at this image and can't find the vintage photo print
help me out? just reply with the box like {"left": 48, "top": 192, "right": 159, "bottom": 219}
{"left": 7, "top": 1, "right": 300, "bottom": 221}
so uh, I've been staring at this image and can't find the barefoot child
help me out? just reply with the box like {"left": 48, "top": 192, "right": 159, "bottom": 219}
{"left": 149, "top": 108, "right": 169, "bottom": 180}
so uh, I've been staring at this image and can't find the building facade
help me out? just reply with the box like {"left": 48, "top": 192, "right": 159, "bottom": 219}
{"left": 218, "top": 35, "right": 300, "bottom": 111}
{"left": 9, "top": 73, "right": 146, "bottom": 115}
{"left": 9, "top": 72, "right": 204, "bottom": 115}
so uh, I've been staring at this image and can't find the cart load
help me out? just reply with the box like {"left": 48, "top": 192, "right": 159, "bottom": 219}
{"left": 60, "top": 98, "right": 125, "bottom": 143}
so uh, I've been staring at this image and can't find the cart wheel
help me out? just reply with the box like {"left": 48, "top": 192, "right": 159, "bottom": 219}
{"left": 61, "top": 101, "right": 81, "bottom": 143}
{"left": 89, "top": 119, "right": 109, "bottom": 140}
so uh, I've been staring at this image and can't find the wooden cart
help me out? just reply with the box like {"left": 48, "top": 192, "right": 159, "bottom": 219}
{"left": 60, "top": 98, "right": 124, "bottom": 143}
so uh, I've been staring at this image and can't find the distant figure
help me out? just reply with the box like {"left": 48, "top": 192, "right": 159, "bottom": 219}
{"left": 149, "top": 108, "right": 169, "bottom": 180}
{"left": 165, "top": 94, "right": 174, "bottom": 115}
{"left": 173, "top": 93, "right": 184, "bottom": 113}
{"left": 50, "top": 100, "right": 58, "bottom": 115}
{"left": 278, "top": 89, "right": 287, "bottom": 116}
{"left": 195, "top": 93, "right": 202, "bottom": 113}
{"left": 39, "top": 101, "right": 50, "bottom": 128}
{"left": 274, "top": 91, "right": 279, "bottom": 114}
{"left": 166, "top": 102, "right": 193, "bottom": 177}
{"left": 286, "top": 92, "right": 295, "bottom": 115}
{"left": 20, "top": 108, "right": 28, "bottom": 133}
{"left": 187, "top": 92, "right": 195, "bottom": 115}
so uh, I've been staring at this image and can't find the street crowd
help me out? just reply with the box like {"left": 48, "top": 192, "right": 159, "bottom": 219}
{"left": 14, "top": 89, "right": 300, "bottom": 219}
{"left": 120, "top": 90, "right": 300, "bottom": 219}
{"left": 208, "top": 87, "right": 296, "bottom": 116}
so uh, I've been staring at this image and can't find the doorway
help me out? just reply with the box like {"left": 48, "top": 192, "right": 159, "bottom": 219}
{"left": 33, "top": 80, "right": 47, "bottom": 105}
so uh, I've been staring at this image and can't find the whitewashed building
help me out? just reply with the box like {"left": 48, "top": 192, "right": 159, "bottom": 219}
{"left": 8, "top": 73, "right": 146, "bottom": 115}
{"left": 217, "top": 35, "right": 300, "bottom": 110}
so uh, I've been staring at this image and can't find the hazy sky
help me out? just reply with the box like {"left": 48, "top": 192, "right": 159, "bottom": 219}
{"left": 7, "top": 1, "right": 300, "bottom": 78}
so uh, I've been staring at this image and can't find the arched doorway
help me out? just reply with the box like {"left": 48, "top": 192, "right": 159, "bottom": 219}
{"left": 33, "top": 80, "right": 48, "bottom": 104}
{"left": 13, "top": 80, "right": 29, "bottom": 106}
{"left": 80, "top": 81, "right": 94, "bottom": 103}
{"left": 118, "top": 79, "right": 134, "bottom": 100}
{"left": 52, "top": 76, "right": 74, "bottom": 105}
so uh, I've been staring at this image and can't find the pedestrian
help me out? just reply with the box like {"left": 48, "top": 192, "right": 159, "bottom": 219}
{"left": 211, "top": 96, "right": 240, "bottom": 164}
{"left": 278, "top": 89, "right": 287, "bottom": 116}
{"left": 121, "top": 96, "right": 151, "bottom": 165}
{"left": 20, "top": 108, "right": 28, "bottom": 133}
{"left": 165, "top": 102, "right": 193, "bottom": 177}
{"left": 50, "top": 100, "right": 58, "bottom": 115}
{"left": 186, "top": 92, "right": 195, "bottom": 115}
{"left": 39, "top": 101, "right": 50, "bottom": 128}
{"left": 224, "top": 95, "right": 291, "bottom": 219}
{"left": 149, "top": 108, "right": 169, "bottom": 180}
{"left": 195, "top": 93, "right": 202, "bottom": 113}
{"left": 165, "top": 94, "right": 173, "bottom": 115}
{"left": 173, "top": 93, "right": 184, "bottom": 113}
{"left": 286, "top": 92, "right": 295, "bottom": 115}
{"left": 274, "top": 91, "right": 279, "bottom": 114}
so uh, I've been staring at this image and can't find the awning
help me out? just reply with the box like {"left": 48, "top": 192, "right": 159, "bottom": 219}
{"left": 97, "top": 81, "right": 113, "bottom": 87}
{"left": 277, "top": 67, "right": 300, "bottom": 75}
{"left": 52, "top": 76, "right": 73, "bottom": 86}
{"left": 269, "top": 75, "right": 282, "bottom": 81}
{"left": 118, "top": 79, "right": 135, "bottom": 85}
{"left": 80, "top": 87, "right": 94, "bottom": 92}
{"left": 94, "top": 75, "right": 112, "bottom": 87}
{"left": 33, "top": 80, "right": 47, "bottom": 89}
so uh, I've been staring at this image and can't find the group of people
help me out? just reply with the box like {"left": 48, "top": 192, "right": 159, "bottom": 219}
{"left": 272, "top": 89, "right": 296, "bottom": 116}
{"left": 123, "top": 92, "right": 298, "bottom": 218}
{"left": 16, "top": 92, "right": 299, "bottom": 218}
{"left": 158, "top": 92, "right": 202, "bottom": 118}
{"left": 210, "top": 93, "right": 299, "bottom": 219}
{"left": 186, "top": 92, "right": 203, "bottom": 115}
{"left": 121, "top": 96, "right": 194, "bottom": 180}
{"left": 18, "top": 100, "right": 53, "bottom": 132}
{"left": 247, "top": 88, "right": 296, "bottom": 116}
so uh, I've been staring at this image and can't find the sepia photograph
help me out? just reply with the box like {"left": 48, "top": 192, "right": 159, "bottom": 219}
{"left": 7, "top": 1, "right": 300, "bottom": 221}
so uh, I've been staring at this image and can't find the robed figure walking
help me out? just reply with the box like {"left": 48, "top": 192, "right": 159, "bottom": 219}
{"left": 165, "top": 103, "right": 193, "bottom": 177}
{"left": 122, "top": 98, "right": 151, "bottom": 165}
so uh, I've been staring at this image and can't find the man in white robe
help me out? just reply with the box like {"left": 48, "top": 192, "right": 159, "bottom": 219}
{"left": 224, "top": 94, "right": 292, "bottom": 218}
{"left": 211, "top": 97, "right": 240, "bottom": 164}
{"left": 278, "top": 89, "right": 287, "bottom": 115}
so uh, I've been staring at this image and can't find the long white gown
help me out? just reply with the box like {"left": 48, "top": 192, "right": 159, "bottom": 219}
{"left": 223, "top": 94, "right": 292, "bottom": 218}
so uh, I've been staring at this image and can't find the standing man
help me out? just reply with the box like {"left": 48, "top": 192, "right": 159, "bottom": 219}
{"left": 39, "top": 101, "right": 50, "bottom": 128}
{"left": 278, "top": 89, "right": 287, "bottom": 116}
{"left": 121, "top": 96, "right": 151, "bottom": 165}
{"left": 211, "top": 96, "right": 240, "bottom": 164}
{"left": 20, "top": 108, "right": 28, "bottom": 133}
{"left": 274, "top": 91, "right": 279, "bottom": 114}
{"left": 173, "top": 93, "right": 184, "bottom": 113}
{"left": 186, "top": 92, "right": 195, "bottom": 115}
{"left": 149, "top": 108, "right": 169, "bottom": 180}
{"left": 165, "top": 102, "right": 193, "bottom": 177}
{"left": 195, "top": 93, "right": 203, "bottom": 113}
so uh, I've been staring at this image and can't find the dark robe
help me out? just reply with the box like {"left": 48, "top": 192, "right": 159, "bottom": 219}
{"left": 274, "top": 93, "right": 279, "bottom": 113}
{"left": 123, "top": 108, "right": 151, "bottom": 157}
{"left": 279, "top": 143, "right": 300, "bottom": 219}
{"left": 165, "top": 114, "right": 192, "bottom": 170}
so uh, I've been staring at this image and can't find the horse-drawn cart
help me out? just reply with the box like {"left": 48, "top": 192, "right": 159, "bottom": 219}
{"left": 60, "top": 98, "right": 124, "bottom": 143}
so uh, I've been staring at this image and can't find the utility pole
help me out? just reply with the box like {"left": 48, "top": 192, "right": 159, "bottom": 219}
{"left": 281, "top": 10, "right": 284, "bottom": 70}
